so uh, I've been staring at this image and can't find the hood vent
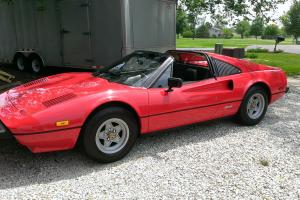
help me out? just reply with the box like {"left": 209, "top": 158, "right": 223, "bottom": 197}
{"left": 42, "top": 93, "right": 77, "bottom": 107}
{"left": 23, "top": 78, "right": 48, "bottom": 87}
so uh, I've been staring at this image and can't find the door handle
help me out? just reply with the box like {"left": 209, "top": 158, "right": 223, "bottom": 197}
{"left": 61, "top": 29, "right": 70, "bottom": 34}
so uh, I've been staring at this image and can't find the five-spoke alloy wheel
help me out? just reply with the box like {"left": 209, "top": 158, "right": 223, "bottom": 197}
{"left": 237, "top": 86, "right": 268, "bottom": 126}
{"left": 95, "top": 118, "right": 130, "bottom": 154}
{"left": 83, "top": 107, "right": 138, "bottom": 163}
{"left": 246, "top": 93, "right": 265, "bottom": 120}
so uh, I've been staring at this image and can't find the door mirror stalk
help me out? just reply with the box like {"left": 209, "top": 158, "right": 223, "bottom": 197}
{"left": 165, "top": 77, "right": 183, "bottom": 92}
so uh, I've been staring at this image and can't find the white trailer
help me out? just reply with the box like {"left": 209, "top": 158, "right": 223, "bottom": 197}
{"left": 0, "top": 0, "right": 176, "bottom": 73}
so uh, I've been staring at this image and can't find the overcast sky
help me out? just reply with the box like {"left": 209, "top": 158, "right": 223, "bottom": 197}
{"left": 275, "top": 0, "right": 292, "bottom": 20}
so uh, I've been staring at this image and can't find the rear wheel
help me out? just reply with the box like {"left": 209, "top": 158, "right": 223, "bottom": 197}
{"left": 83, "top": 107, "right": 138, "bottom": 163}
{"left": 236, "top": 86, "right": 268, "bottom": 126}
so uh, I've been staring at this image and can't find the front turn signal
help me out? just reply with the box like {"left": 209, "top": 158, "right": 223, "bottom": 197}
{"left": 56, "top": 120, "right": 70, "bottom": 127}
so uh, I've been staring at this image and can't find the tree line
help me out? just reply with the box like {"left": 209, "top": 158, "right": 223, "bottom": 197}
{"left": 177, "top": 0, "right": 300, "bottom": 42}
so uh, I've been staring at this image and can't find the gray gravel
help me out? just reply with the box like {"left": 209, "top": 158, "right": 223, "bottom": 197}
{"left": 0, "top": 78, "right": 299, "bottom": 200}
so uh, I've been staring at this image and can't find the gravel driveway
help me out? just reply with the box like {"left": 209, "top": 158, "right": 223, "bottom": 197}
{"left": 0, "top": 78, "right": 299, "bottom": 199}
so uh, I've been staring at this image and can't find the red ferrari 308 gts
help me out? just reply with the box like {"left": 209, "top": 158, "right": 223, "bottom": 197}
{"left": 0, "top": 50, "right": 288, "bottom": 162}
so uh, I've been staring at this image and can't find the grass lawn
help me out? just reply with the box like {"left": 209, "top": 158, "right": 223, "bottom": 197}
{"left": 176, "top": 38, "right": 293, "bottom": 48}
{"left": 248, "top": 53, "right": 300, "bottom": 76}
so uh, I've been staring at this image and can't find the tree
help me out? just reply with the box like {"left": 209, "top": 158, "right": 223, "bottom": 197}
{"left": 249, "top": 0, "right": 285, "bottom": 22}
{"left": 235, "top": 20, "right": 250, "bottom": 39}
{"left": 281, "top": 0, "right": 300, "bottom": 43}
{"left": 179, "top": 0, "right": 286, "bottom": 27}
{"left": 264, "top": 24, "right": 279, "bottom": 38}
{"left": 211, "top": 14, "right": 228, "bottom": 29}
{"left": 196, "top": 22, "right": 211, "bottom": 38}
{"left": 250, "top": 18, "right": 265, "bottom": 39}
{"left": 222, "top": 28, "right": 234, "bottom": 39}
{"left": 182, "top": 0, "right": 208, "bottom": 40}
{"left": 176, "top": 6, "right": 188, "bottom": 38}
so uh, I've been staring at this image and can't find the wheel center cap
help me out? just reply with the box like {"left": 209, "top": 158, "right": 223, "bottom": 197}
{"left": 107, "top": 132, "right": 116, "bottom": 140}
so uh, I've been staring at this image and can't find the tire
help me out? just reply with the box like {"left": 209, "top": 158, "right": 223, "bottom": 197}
{"left": 15, "top": 55, "right": 28, "bottom": 72}
{"left": 83, "top": 107, "right": 139, "bottom": 163}
{"left": 236, "top": 86, "right": 269, "bottom": 126}
{"left": 30, "top": 56, "right": 44, "bottom": 74}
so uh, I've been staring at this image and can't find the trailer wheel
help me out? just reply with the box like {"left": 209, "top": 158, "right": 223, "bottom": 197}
{"left": 30, "top": 56, "right": 44, "bottom": 74}
{"left": 15, "top": 55, "right": 28, "bottom": 72}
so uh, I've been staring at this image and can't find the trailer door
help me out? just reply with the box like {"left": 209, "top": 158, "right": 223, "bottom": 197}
{"left": 60, "top": 0, "right": 92, "bottom": 66}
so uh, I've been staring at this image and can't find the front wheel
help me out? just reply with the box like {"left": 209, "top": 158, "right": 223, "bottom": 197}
{"left": 236, "top": 86, "right": 269, "bottom": 126}
{"left": 83, "top": 107, "right": 138, "bottom": 163}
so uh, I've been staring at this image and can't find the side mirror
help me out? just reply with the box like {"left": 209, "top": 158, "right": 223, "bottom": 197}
{"left": 166, "top": 77, "right": 183, "bottom": 92}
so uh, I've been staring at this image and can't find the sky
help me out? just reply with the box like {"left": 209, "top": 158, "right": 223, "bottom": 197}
{"left": 273, "top": 0, "right": 293, "bottom": 25}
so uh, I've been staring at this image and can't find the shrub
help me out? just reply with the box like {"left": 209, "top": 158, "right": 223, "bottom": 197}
{"left": 274, "top": 49, "right": 284, "bottom": 53}
{"left": 196, "top": 25, "right": 210, "bottom": 38}
{"left": 261, "top": 35, "right": 275, "bottom": 40}
{"left": 182, "top": 31, "right": 193, "bottom": 38}
{"left": 247, "top": 48, "right": 269, "bottom": 53}
{"left": 245, "top": 53, "right": 258, "bottom": 59}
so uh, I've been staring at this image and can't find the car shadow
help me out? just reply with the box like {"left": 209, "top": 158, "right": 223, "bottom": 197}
{"left": 0, "top": 118, "right": 236, "bottom": 190}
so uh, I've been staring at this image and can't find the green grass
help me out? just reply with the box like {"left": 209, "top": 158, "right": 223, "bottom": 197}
{"left": 176, "top": 38, "right": 293, "bottom": 48}
{"left": 259, "top": 159, "right": 270, "bottom": 167}
{"left": 248, "top": 52, "right": 300, "bottom": 75}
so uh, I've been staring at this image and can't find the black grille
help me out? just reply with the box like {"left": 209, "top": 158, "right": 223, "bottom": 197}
{"left": 42, "top": 93, "right": 77, "bottom": 108}
{"left": 23, "top": 78, "right": 48, "bottom": 87}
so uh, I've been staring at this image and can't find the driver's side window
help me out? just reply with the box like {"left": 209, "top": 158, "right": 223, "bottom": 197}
{"left": 152, "top": 64, "right": 172, "bottom": 88}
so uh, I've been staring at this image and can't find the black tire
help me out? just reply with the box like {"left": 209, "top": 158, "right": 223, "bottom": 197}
{"left": 236, "top": 86, "right": 269, "bottom": 126}
{"left": 30, "top": 56, "right": 44, "bottom": 74}
{"left": 14, "top": 55, "right": 28, "bottom": 72}
{"left": 83, "top": 107, "right": 139, "bottom": 163}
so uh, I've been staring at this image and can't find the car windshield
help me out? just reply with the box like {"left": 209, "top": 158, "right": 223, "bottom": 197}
{"left": 94, "top": 51, "right": 168, "bottom": 87}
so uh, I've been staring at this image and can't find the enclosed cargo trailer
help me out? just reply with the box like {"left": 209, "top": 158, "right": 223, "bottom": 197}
{"left": 0, "top": 0, "right": 176, "bottom": 73}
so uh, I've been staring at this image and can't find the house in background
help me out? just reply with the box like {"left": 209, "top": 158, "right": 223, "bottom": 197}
{"left": 208, "top": 27, "right": 223, "bottom": 38}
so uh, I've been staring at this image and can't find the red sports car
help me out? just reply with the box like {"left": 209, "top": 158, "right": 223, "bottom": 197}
{"left": 0, "top": 50, "right": 288, "bottom": 162}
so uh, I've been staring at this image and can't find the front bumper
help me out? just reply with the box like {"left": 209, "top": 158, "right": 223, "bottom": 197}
{"left": 0, "top": 121, "right": 13, "bottom": 139}
{"left": 14, "top": 128, "right": 81, "bottom": 153}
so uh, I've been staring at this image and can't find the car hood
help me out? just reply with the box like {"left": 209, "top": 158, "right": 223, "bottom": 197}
{"left": 5, "top": 72, "right": 116, "bottom": 113}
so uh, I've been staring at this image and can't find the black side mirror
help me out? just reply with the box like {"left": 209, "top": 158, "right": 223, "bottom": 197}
{"left": 166, "top": 77, "right": 183, "bottom": 92}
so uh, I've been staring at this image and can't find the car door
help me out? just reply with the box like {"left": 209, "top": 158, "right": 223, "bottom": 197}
{"left": 147, "top": 58, "right": 242, "bottom": 133}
